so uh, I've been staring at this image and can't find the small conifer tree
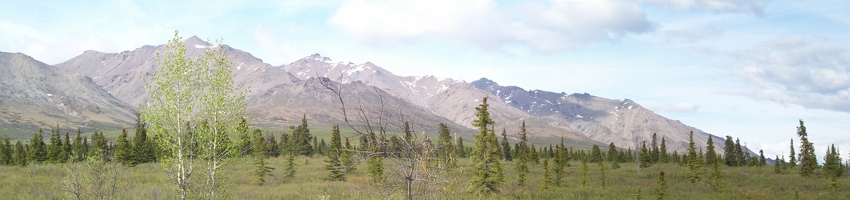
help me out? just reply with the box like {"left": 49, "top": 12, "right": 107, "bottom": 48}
{"left": 541, "top": 159, "right": 552, "bottom": 191}
{"left": 656, "top": 170, "right": 666, "bottom": 200}
{"left": 253, "top": 135, "right": 273, "bottom": 185}
{"left": 323, "top": 124, "right": 345, "bottom": 181}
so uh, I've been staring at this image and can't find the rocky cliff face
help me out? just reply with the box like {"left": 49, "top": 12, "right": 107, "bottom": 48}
{"left": 0, "top": 52, "right": 136, "bottom": 139}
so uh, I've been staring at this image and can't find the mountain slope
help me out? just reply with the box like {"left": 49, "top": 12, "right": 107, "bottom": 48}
{"left": 472, "top": 78, "right": 727, "bottom": 153}
{"left": 283, "top": 54, "right": 596, "bottom": 145}
{"left": 55, "top": 36, "right": 298, "bottom": 106}
{"left": 0, "top": 52, "right": 136, "bottom": 139}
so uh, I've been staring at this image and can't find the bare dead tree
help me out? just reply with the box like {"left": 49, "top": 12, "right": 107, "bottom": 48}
{"left": 316, "top": 69, "right": 453, "bottom": 200}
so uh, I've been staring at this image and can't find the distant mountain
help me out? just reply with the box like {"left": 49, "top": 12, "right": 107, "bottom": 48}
{"left": 56, "top": 36, "right": 298, "bottom": 106}
{"left": 0, "top": 52, "right": 136, "bottom": 139}
{"left": 284, "top": 54, "right": 596, "bottom": 145}
{"left": 472, "top": 78, "right": 728, "bottom": 153}
{"left": 51, "top": 35, "right": 737, "bottom": 152}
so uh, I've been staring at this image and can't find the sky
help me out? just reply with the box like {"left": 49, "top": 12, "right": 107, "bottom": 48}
{"left": 1, "top": 0, "right": 849, "bottom": 161}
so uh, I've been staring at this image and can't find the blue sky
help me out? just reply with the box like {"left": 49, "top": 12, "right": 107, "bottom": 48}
{"left": 2, "top": 0, "right": 849, "bottom": 160}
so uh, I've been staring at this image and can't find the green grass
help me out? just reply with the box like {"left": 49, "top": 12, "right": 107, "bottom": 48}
{"left": 0, "top": 156, "right": 847, "bottom": 199}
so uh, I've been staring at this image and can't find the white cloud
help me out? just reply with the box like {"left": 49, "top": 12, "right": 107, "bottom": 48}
{"left": 731, "top": 36, "right": 850, "bottom": 112}
{"left": 329, "top": 0, "right": 655, "bottom": 53}
{"left": 639, "top": 101, "right": 701, "bottom": 113}
{"left": 643, "top": 0, "right": 765, "bottom": 15}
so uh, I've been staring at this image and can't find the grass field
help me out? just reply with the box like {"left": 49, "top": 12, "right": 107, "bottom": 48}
{"left": 0, "top": 155, "right": 847, "bottom": 199}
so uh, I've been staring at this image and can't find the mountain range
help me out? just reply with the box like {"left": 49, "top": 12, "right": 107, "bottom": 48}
{"left": 1, "top": 36, "right": 733, "bottom": 153}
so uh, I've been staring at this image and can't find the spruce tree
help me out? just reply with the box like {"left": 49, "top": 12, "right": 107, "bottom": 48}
{"left": 285, "top": 151, "right": 296, "bottom": 179}
{"left": 266, "top": 135, "right": 280, "bottom": 158}
{"left": 788, "top": 139, "right": 796, "bottom": 168}
{"left": 758, "top": 150, "right": 766, "bottom": 167}
{"left": 253, "top": 135, "right": 273, "bottom": 185}
{"left": 15, "top": 141, "right": 26, "bottom": 166}
{"left": 686, "top": 131, "right": 701, "bottom": 183}
{"left": 530, "top": 143, "right": 539, "bottom": 164}
{"left": 541, "top": 159, "right": 552, "bottom": 191}
{"left": 774, "top": 155, "right": 781, "bottom": 174}
{"left": 437, "top": 123, "right": 455, "bottom": 170}
{"left": 580, "top": 156, "right": 588, "bottom": 187}
{"left": 455, "top": 137, "right": 466, "bottom": 158}
{"left": 656, "top": 170, "right": 666, "bottom": 200}
{"left": 590, "top": 144, "right": 603, "bottom": 163}
{"left": 324, "top": 124, "right": 345, "bottom": 181}
{"left": 553, "top": 144, "right": 565, "bottom": 187}
{"left": 115, "top": 128, "right": 134, "bottom": 166}
{"left": 72, "top": 129, "right": 85, "bottom": 162}
{"left": 515, "top": 120, "right": 530, "bottom": 186}
{"left": 0, "top": 138, "right": 9, "bottom": 165}
{"left": 47, "top": 127, "right": 62, "bottom": 163}
{"left": 735, "top": 138, "right": 744, "bottom": 166}
{"left": 29, "top": 128, "right": 48, "bottom": 163}
{"left": 599, "top": 161, "right": 606, "bottom": 188}
{"left": 796, "top": 120, "right": 816, "bottom": 177}
{"left": 61, "top": 132, "right": 72, "bottom": 163}
{"left": 133, "top": 115, "right": 153, "bottom": 164}
{"left": 467, "top": 96, "right": 502, "bottom": 196}
{"left": 367, "top": 154, "right": 385, "bottom": 184}
{"left": 724, "top": 136, "right": 736, "bottom": 166}
{"left": 660, "top": 137, "right": 668, "bottom": 163}
{"left": 501, "top": 128, "right": 511, "bottom": 161}
{"left": 650, "top": 133, "right": 659, "bottom": 163}
{"left": 342, "top": 137, "right": 354, "bottom": 173}
{"left": 293, "top": 115, "right": 313, "bottom": 156}
{"left": 705, "top": 135, "right": 716, "bottom": 167}
{"left": 709, "top": 157, "right": 722, "bottom": 191}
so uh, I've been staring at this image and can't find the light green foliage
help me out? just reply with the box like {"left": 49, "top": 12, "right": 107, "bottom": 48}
{"left": 324, "top": 124, "right": 345, "bottom": 181}
{"left": 142, "top": 31, "right": 246, "bottom": 199}
{"left": 285, "top": 152, "right": 296, "bottom": 179}
{"left": 367, "top": 155, "right": 385, "bottom": 184}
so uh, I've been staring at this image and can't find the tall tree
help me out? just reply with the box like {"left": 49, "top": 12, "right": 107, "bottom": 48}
{"left": 686, "top": 131, "right": 701, "bottom": 183}
{"left": 61, "top": 132, "right": 72, "bottom": 163}
{"left": 656, "top": 170, "right": 667, "bottom": 200}
{"left": 324, "top": 124, "right": 345, "bottom": 181}
{"left": 467, "top": 96, "right": 502, "bottom": 196}
{"left": 650, "top": 133, "right": 659, "bottom": 163}
{"left": 659, "top": 137, "right": 668, "bottom": 163}
{"left": 29, "top": 129, "right": 48, "bottom": 163}
{"left": 14, "top": 141, "right": 27, "bottom": 166}
{"left": 133, "top": 114, "right": 154, "bottom": 164}
{"left": 114, "top": 128, "right": 134, "bottom": 166}
{"left": 796, "top": 120, "right": 816, "bottom": 177}
{"left": 735, "top": 138, "right": 745, "bottom": 166}
{"left": 436, "top": 123, "right": 455, "bottom": 170}
{"left": 705, "top": 135, "right": 716, "bottom": 166}
{"left": 501, "top": 128, "right": 511, "bottom": 161}
{"left": 72, "top": 129, "right": 85, "bottom": 162}
{"left": 515, "top": 120, "right": 530, "bottom": 186}
{"left": 590, "top": 144, "right": 603, "bottom": 163}
{"left": 541, "top": 159, "right": 552, "bottom": 191}
{"left": 341, "top": 137, "right": 354, "bottom": 173}
{"left": 758, "top": 150, "right": 766, "bottom": 167}
{"left": 253, "top": 135, "right": 273, "bottom": 185}
{"left": 292, "top": 115, "right": 313, "bottom": 156}
{"left": 724, "top": 136, "right": 736, "bottom": 166}
{"left": 47, "top": 127, "right": 62, "bottom": 163}
{"left": 142, "top": 32, "right": 247, "bottom": 199}
{"left": 455, "top": 137, "right": 466, "bottom": 158}
{"left": 788, "top": 139, "right": 796, "bottom": 168}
